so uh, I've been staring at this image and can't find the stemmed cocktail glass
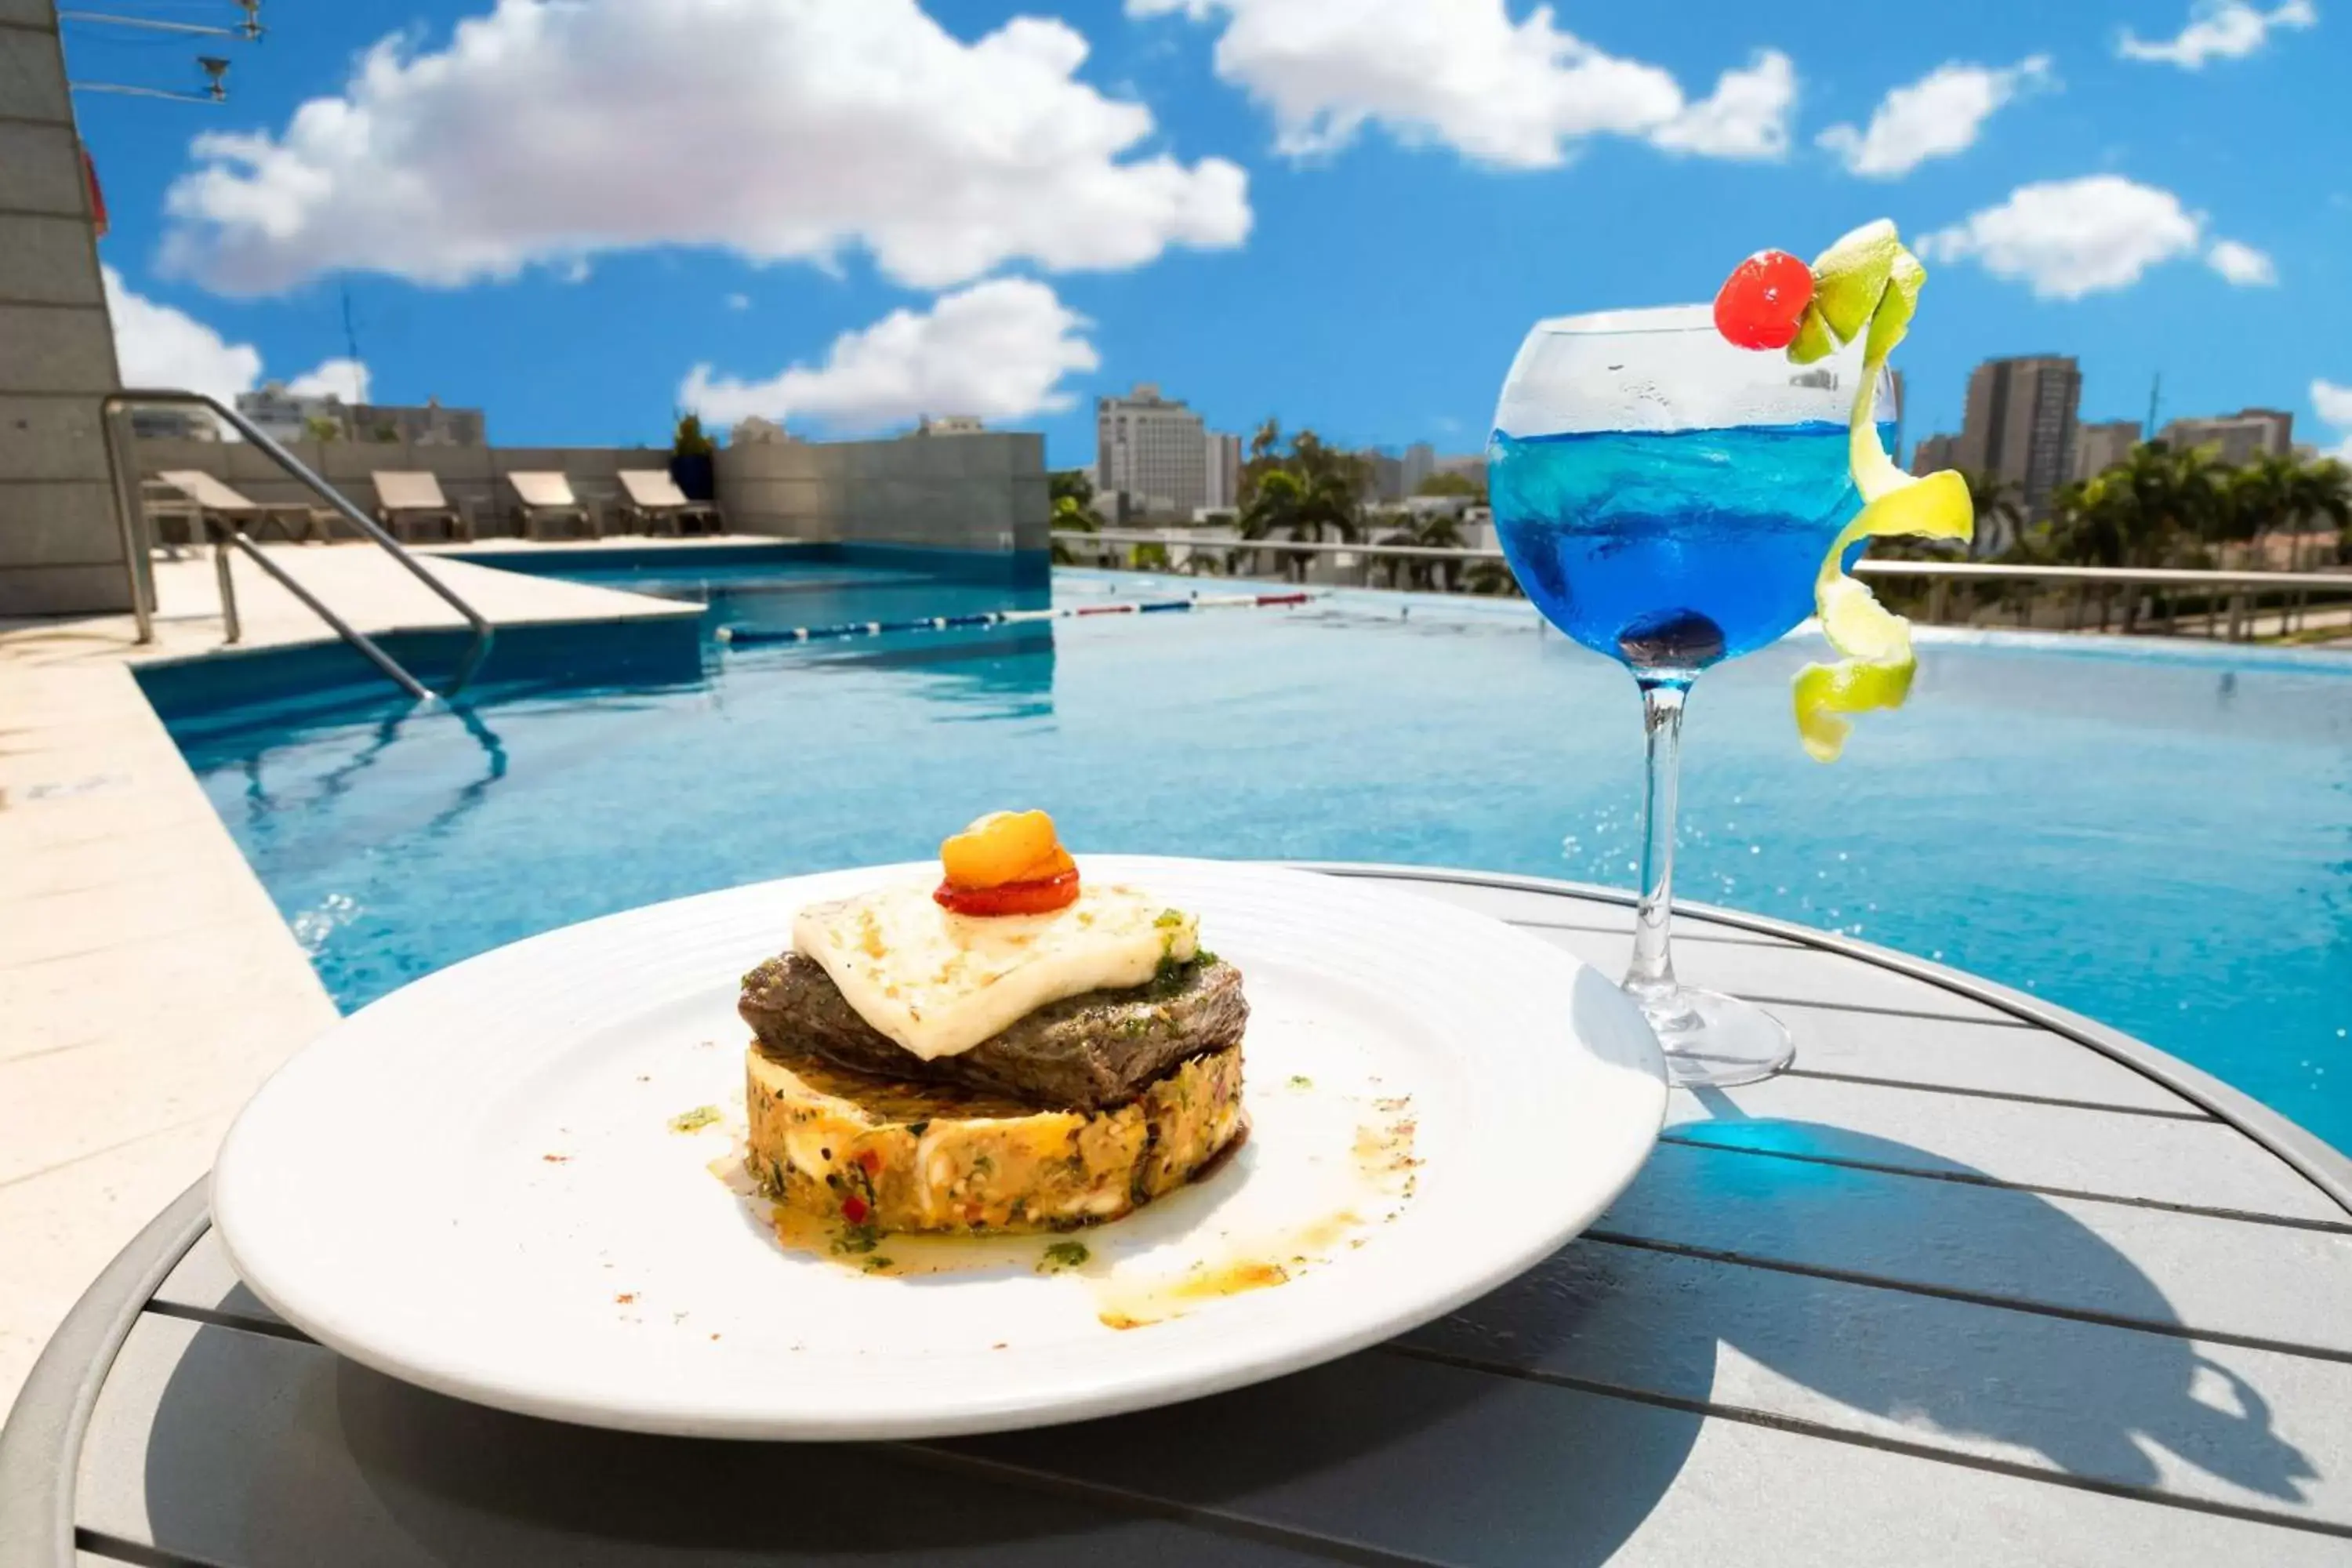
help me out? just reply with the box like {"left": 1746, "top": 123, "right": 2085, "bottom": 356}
{"left": 1489, "top": 305, "right": 1892, "bottom": 1087}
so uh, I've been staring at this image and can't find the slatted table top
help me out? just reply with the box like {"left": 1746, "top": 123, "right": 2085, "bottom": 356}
{"left": 6, "top": 866, "right": 2351, "bottom": 1568}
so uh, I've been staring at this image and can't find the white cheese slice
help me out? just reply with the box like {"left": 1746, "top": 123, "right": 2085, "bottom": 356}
{"left": 791, "top": 882, "right": 1200, "bottom": 1061}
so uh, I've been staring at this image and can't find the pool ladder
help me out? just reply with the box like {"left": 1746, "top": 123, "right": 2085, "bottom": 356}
{"left": 100, "top": 389, "right": 496, "bottom": 702}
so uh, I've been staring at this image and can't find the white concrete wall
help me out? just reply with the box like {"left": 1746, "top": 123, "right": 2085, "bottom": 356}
{"left": 0, "top": 0, "right": 127, "bottom": 615}
{"left": 132, "top": 431, "right": 1052, "bottom": 555}
{"left": 715, "top": 432, "right": 1049, "bottom": 555}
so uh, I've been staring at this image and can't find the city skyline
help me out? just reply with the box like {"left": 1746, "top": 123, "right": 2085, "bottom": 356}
{"left": 1913, "top": 354, "right": 2315, "bottom": 493}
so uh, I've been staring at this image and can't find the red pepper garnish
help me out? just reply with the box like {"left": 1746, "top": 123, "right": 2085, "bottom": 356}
{"left": 840, "top": 1195, "right": 870, "bottom": 1225}
{"left": 932, "top": 868, "right": 1080, "bottom": 917}
{"left": 853, "top": 1148, "right": 882, "bottom": 1177}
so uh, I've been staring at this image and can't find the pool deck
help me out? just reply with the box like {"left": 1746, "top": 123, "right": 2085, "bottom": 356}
{"left": 0, "top": 542, "right": 704, "bottom": 1420}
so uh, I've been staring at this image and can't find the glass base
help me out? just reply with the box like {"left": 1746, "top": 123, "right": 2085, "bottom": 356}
{"left": 1632, "top": 986, "right": 1794, "bottom": 1087}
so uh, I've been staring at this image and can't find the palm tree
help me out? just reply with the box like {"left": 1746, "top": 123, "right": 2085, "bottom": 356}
{"left": 2220, "top": 453, "right": 2296, "bottom": 561}
{"left": 2050, "top": 441, "right": 2222, "bottom": 570}
{"left": 1048, "top": 492, "right": 1098, "bottom": 565}
{"left": 1236, "top": 428, "right": 1368, "bottom": 578}
{"left": 1962, "top": 471, "right": 2026, "bottom": 558}
{"left": 1375, "top": 508, "right": 1469, "bottom": 591}
{"left": 2281, "top": 456, "right": 2352, "bottom": 569}
{"left": 2038, "top": 441, "right": 2232, "bottom": 629}
{"left": 1462, "top": 561, "right": 1519, "bottom": 597}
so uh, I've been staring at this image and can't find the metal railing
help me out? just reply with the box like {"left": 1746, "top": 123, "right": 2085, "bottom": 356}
{"left": 103, "top": 389, "right": 495, "bottom": 700}
{"left": 1057, "top": 529, "right": 2352, "bottom": 644}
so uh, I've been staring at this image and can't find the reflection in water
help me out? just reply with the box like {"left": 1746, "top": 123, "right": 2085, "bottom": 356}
{"left": 251, "top": 701, "right": 510, "bottom": 831}
{"left": 800, "top": 624, "right": 1058, "bottom": 720}
{"left": 158, "top": 575, "right": 2352, "bottom": 1152}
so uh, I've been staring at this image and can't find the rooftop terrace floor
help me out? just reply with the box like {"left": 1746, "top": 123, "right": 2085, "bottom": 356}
{"left": 0, "top": 540, "right": 703, "bottom": 1417}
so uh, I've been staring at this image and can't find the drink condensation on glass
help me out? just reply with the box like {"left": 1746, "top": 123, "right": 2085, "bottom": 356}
{"left": 1489, "top": 305, "right": 1891, "bottom": 1086}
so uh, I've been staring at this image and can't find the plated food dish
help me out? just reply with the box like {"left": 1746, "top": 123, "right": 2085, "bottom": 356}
{"left": 739, "top": 811, "right": 1250, "bottom": 1240}
{"left": 212, "top": 844, "right": 1667, "bottom": 1439}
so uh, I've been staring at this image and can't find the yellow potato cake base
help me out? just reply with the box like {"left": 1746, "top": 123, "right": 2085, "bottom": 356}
{"left": 745, "top": 1042, "right": 1246, "bottom": 1235}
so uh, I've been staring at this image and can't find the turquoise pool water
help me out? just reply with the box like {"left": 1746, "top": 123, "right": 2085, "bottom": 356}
{"left": 152, "top": 558, "right": 2352, "bottom": 1153}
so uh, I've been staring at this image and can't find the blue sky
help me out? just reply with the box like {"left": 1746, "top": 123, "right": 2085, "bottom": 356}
{"left": 69, "top": 0, "right": 2352, "bottom": 466}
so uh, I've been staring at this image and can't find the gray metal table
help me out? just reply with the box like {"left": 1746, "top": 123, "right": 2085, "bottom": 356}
{"left": 9, "top": 867, "right": 2352, "bottom": 1566}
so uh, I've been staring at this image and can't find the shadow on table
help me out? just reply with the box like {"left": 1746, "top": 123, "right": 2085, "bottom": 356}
{"left": 137, "top": 1312, "right": 1687, "bottom": 1563}
{"left": 134, "top": 1131, "right": 2314, "bottom": 1561}
{"left": 1410, "top": 1114, "right": 2320, "bottom": 1512}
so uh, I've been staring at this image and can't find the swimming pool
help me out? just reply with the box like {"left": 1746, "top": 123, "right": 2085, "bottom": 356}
{"left": 148, "top": 556, "right": 2352, "bottom": 1154}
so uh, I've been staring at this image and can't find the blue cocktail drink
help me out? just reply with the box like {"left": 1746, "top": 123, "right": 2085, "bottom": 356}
{"left": 1490, "top": 422, "right": 1890, "bottom": 673}
{"left": 1490, "top": 230, "right": 1972, "bottom": 1089}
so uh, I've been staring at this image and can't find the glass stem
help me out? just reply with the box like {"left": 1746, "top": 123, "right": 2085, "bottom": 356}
{"left": 1624, "top": 679, "right": 1686, "bottom": 1011}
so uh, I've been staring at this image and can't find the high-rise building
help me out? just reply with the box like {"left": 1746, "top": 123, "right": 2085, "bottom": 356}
{"left": 2072, "top": 419, "right": 2142, "bottom": 482}
{"left": 236, "top": 383, "right": 347, "bottom": 445}
{"left": 1434, "top": 453, "right": 1487, "bottom": 492}
{"left": 238, "top": 385, "right": 488, "bottom": 446}
{"left": 347, "top": 397, "right": 486, "bottom": 447}
{"left": 1401, "top": 442, "right": 1436, "bottom": 496}
{"left": 1954, "top": 356, "right": 2082, "bottom": 521}
{"left": 1911, "top": 434, "right": 1958, "bottom": 476}
{"left": 129, "top": 408, "right": 219, "bottom": 442}
{"left": 910, "top": 415, "right": 986, "bottom": 436}
{"left": 1357, "top": 448, "right": 1404, "bottom": 503}
{"left": 2159, "top": 408, "right": 2294, "bottom": 467}
{"left": 1203, "top": 431, "right": 1243, "bottom": 512}
{"left": 1095, "top": 383, "right": 1207, "bottom": 515}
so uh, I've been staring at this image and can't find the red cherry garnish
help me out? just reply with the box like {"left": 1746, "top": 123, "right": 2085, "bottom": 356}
{"left": 1714, "top": 249, "right": 1815, "bottom": 351}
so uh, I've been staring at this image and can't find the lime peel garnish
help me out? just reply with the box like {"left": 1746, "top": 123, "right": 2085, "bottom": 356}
{"left": 1781, "top": 220, "right": 1974, "bottom": 762}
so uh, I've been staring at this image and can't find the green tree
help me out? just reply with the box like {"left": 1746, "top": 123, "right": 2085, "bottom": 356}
{"left": 671, "top": 412, "right": 716, "bottom": 458}
{"left": 2280, "top": 456, "right": 2352, "bottom": 569}
{"left": 1048, "top": 488, "right": 1098, "bottom": 565}
{"left": 1961, "top": 471, "right": 2026, "bottom": 557}
{"left": 2047, "top": 441, "right": 2222, "bottom": 570}
{"left": 1414, "top": 470, "right": 1483, "bottom": 500}
{"left": 302, "top": 415, "right": 342, "bottom": 443}
{"left": 1049, "top": 468, "right": 1094, "bottom": 508}
{"left": 1462, "top": 561, "right": 1519, "bottom": 597}
{"left": 1374, "top": 507, "right": 1469, "bottom": 591}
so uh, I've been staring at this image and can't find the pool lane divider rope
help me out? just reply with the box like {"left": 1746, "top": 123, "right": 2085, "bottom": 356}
{"left": 715, "top": 590, "right": 1316, "bottom": 646}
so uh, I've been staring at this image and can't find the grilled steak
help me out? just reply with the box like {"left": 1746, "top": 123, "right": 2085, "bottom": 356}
{"left": 739, "top": 951, "right": 1247, "bottom": 1111}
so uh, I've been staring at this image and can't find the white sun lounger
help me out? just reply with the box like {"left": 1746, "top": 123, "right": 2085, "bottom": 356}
{"left": 506, "top": 471, "right": 597, "bottom": 540}
{"left": 155, "top": 470, "right": 335, "bottom": 543}
{"left": 616, "top": 470, "right": 724, "bottom": 536}
{"left": 372, "top": 470, "right": 473, "bottom": 543}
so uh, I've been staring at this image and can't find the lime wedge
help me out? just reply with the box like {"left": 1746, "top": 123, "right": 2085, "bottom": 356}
{"left": 1788, "top": 221, "right": 1974, "bottom": 762}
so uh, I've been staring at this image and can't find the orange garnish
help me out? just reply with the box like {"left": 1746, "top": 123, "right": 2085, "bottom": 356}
{"left": 939, "top": 809, "right": 1078, "bottom": 899}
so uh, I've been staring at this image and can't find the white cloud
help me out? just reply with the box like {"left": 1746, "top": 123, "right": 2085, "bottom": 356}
{"left": 1127, "top": 0, "right": 1794, "bottom": 167}
{"left": 103, "top": 265, "right": 263, "bottom": 405}
{"left": 1817, "top": 56, "right": 2052, "bottom": 178}
{"left": 2314, "top": 379, "right": 2352, "bottom": 426}
{"left": 2204, "top": 237, "right": 2277, "bottom": 285}
{"left": 724, "top": 293, "right": 750, "bottom": 311}
{"left": 1918, "top": 175, "right": 2270, "bottom": 299}
{"left": 285, "top": 357, "right": 372, "bottom": 402}
{"left": 680, "top": 278, "right": 1097, "bottom": 434}
{"left": 2314, "top": 379, "right": 2352, "bottom": 457}
{"left": 163, "top": 0, "right": 1249, "bottom": 296}
{"left": 2120, "top": 1, "right": 2316, "bottom": 68}
{"left": 102, "top": 268, "right": 374, "bottom": 435}
{"left": 1652, "top": 52, "right": 1798, "bottom": 160}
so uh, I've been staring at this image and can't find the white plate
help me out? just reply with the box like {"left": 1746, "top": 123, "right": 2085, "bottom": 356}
{"left": 214, "top": 858, "right": 1666, "bottom": 1439}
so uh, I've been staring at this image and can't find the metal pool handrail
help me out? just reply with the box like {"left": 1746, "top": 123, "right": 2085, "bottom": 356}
{"left": 102, "top": 389, "right": 497, "bottom": 699}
